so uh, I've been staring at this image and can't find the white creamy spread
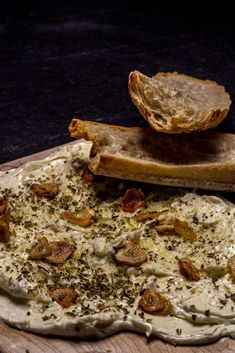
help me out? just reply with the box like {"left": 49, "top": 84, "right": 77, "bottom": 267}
{"left": 0, "top": 140, "right": 235, "bottom": 344}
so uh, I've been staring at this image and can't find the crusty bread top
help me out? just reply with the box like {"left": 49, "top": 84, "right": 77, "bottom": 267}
{"left": 128, "top": 71, "right": 231, "bottom": 133}
{"left": 69, "top": 119, "right": 235, "bottom": 166}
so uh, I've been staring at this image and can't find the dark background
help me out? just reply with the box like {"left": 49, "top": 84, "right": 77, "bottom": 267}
{"left": 0, "top": 1, "right": 234, "bottom": 164}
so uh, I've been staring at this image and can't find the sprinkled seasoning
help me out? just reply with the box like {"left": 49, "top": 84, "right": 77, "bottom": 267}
{"left": 176, "top": 328, "right": 182, "bottom": 335}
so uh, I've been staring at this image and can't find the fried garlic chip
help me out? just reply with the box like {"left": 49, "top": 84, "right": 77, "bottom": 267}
{"left": 29, "top": 237, "right": 52, "bottom": 260}
{"left": 178, "top": 258, "right": 201, "bottom": 281}
{"left": 50, "top": 287, "right": 78, "bottom": 308}
{"left": 173, "top": 219, "right": 197, "bottom": 242}
{"left": 122, "top": 188, "right": 145, "bottom": 213}
{"left": 139, "top": 288, "right": 172, "bottom": 316}
{"left": 115, "top": 240, "right": 147, "bottom": 267}
{"left": 135, "top": 212, "right": 161, "bottom": 222}
{"left": 62, "top": 210, "right": 92, "bottom": 228}
{"left": 46, "top": 241, "right": 76, "bottom": 265}
{"left": 31, "top": 183, "right": 59, "bottom": 198}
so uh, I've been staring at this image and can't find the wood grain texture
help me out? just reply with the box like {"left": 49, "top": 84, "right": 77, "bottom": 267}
{"left": 0, "top": 145, "right": 235, "bottom": 353}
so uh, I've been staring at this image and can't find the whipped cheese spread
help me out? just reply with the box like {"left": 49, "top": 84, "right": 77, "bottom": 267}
{"left": 0, "top": 140, "right": 235, "bottom": 345}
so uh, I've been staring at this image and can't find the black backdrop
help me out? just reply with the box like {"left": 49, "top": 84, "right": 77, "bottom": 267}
{"left": 0, "top": 1, "right": 234, "bottom": 163}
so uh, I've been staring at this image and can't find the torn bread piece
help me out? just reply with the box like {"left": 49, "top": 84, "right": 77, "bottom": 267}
{"left": 128, "top": 71, "right": 231, "bottom": 133}
{"left": 69, "top": 119, "right": 235, "bottom": 192}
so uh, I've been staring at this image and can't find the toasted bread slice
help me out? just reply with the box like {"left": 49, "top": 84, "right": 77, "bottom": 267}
{"left": 128, "top": 71, "right": 231, "bottom": 133}
{"left": 69, "top": 119, "right": 235, "bottom": 192}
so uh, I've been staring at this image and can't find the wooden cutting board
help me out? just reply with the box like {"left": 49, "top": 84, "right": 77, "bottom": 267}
{"left": 0, "top": 144, "right": 235, "bottom": 353}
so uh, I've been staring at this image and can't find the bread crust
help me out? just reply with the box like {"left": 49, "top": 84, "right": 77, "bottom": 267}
{"left": 91, "top": 154, "right": 235, "bottom": 192}
{"left": 69, "top": 119, "right": 235, "bottom": 192}
{"left": 128, "top": 71, "right": 231, "bottom": 133}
